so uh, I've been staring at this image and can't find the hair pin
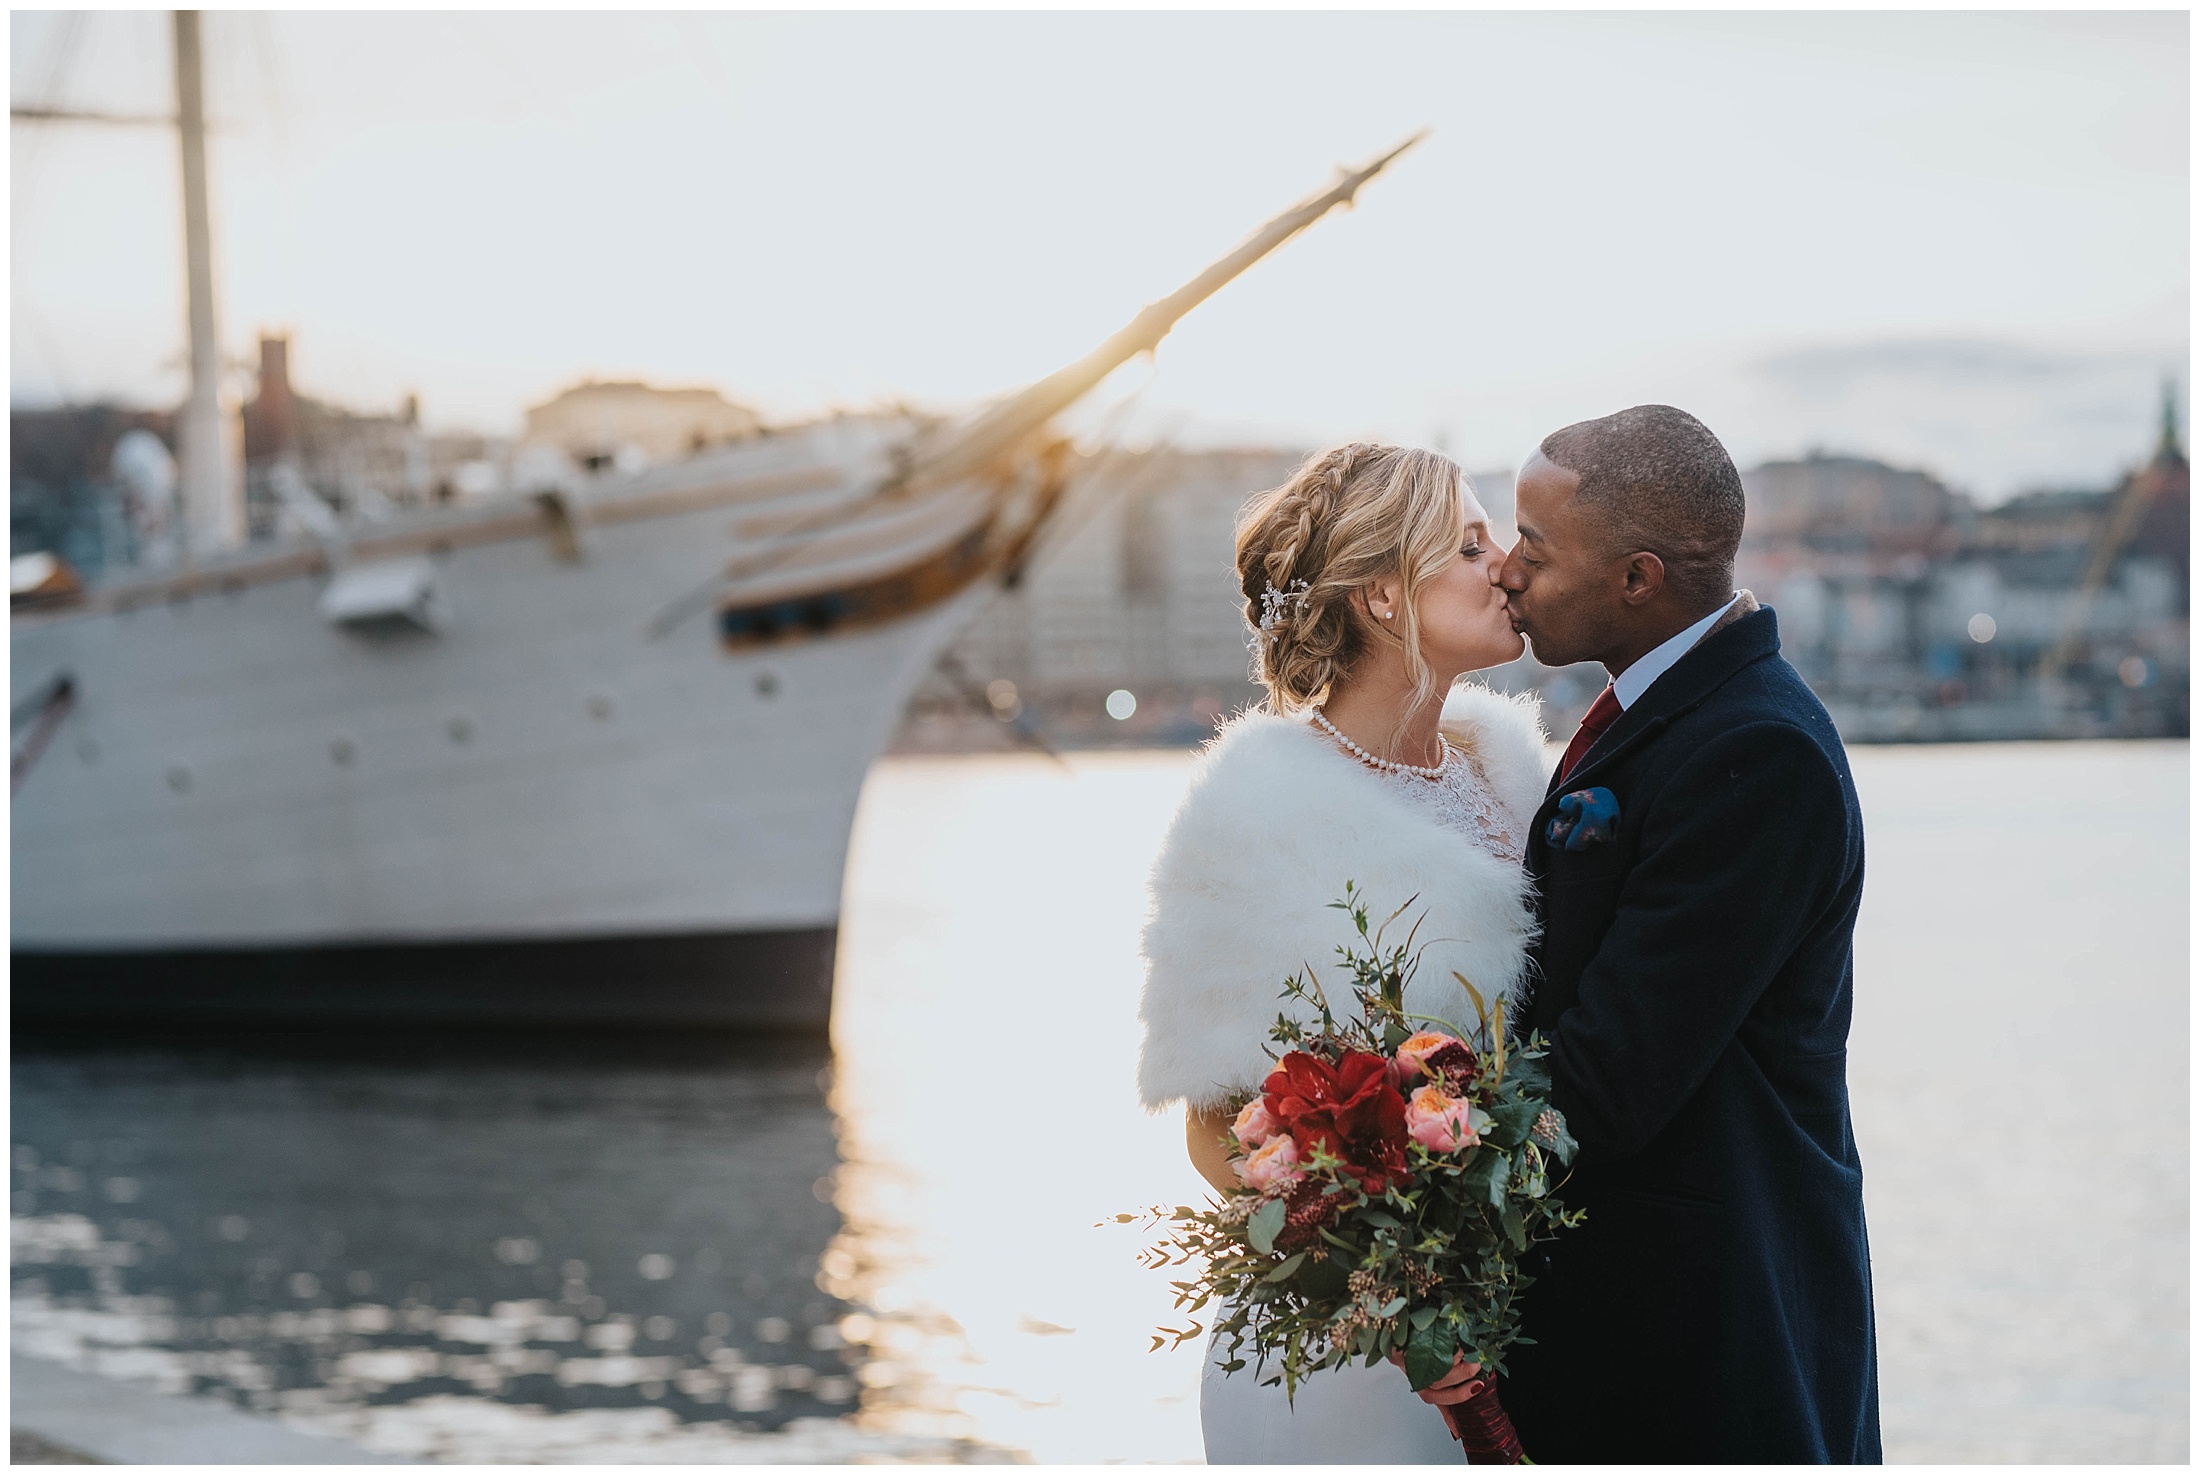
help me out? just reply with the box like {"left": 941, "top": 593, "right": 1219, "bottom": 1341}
{"left": 1257, "top": 579, "right": 1312, "bottom": 634}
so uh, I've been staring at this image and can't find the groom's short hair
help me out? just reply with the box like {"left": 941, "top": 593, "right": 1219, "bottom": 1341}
{"left": 1539, "top": 405, "right": 1746, "bottom": 612}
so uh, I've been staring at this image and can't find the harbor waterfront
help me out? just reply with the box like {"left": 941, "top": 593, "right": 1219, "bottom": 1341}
{"left": 10, "top": 740, "right": 2188, "bottom": 1463}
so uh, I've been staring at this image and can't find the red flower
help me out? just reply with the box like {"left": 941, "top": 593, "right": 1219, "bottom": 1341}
{"left": 1273, "top": 1177, "right": 1342, "bottom": 1252}
{"left": 1261, "top": 1050, "right": 1410, "bottom": 1194}
{"left": 1421, "top": 1038, "right": 1479, "bottom": 1085}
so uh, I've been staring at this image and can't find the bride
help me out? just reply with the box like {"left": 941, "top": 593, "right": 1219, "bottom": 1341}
{"left": 1137, "top": 442, "right": 1548, "bottom": 1464}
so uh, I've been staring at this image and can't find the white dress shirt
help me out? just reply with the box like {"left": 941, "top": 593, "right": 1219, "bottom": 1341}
{"left": 1611, "top": 593, "right": 1742, "bottom": 710}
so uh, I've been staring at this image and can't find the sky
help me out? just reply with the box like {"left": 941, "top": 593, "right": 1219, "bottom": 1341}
{"left": 9, "top": 10, "right": 2188, "bottom": 502}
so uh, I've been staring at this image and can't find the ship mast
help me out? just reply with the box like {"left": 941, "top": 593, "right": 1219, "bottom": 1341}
{"left": 11, "top": 12, "right": 240, "bottom": 561}
{"left": 172, "top": 10, "right": 240, "bottom": 557}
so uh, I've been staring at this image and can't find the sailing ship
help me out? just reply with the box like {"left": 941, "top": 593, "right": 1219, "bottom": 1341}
{"left": 10, "top": 16, "right": 1423, "bottom": 1026}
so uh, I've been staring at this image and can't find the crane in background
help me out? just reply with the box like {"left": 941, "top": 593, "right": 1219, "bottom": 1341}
{"left": 2041, "top": 382, "right": 2188, "bottom": 682}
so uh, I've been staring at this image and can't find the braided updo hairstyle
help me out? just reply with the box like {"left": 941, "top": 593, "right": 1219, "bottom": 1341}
{"left": 1235, "top": 441, "right": 1469, "bottom": 717}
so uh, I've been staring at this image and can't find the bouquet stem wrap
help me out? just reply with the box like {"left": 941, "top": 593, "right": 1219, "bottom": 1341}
{"left": 1442, "top": 1380, "right": 1527, "bottom": 1464}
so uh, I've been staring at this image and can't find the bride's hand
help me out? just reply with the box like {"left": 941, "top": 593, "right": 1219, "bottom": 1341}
{"left": 1386, "top": 1349, "right": 1486, "bottom": 1405}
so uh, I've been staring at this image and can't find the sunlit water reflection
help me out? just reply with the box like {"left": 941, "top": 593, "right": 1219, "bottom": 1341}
{"left": 12, "top": 742, "right": 2186, "bottom": 1462}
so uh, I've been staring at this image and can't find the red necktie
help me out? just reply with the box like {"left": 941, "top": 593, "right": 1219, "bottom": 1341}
{"left": 1558, "top": 685, "right": 1622, "bottom": 783}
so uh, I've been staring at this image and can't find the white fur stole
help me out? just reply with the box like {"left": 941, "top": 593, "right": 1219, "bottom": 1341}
{"left": 1136, "top": 684, "right": 1550, "bottom": 1110}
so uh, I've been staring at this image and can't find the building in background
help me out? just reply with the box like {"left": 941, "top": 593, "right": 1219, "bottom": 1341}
{"left": 894, "top": 449, "right": 1550, "bottom": 751}
{"left": 522, "top": 380, "right": 764, "bottom": 471}
{"left": 240, "top": 336, "right": 443, "bottom": 537}
{"left": 1742, "top": 397, "right": 2188, "bottom": 741}
{"left": 898, "top": 400, "right": 2189, "bottom": 751}
{"left": 16, "top": 376, "right": 2184, "bottom": 747}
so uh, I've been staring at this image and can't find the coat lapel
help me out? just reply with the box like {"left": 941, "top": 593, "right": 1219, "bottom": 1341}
{"left": 1542, "top": 604, "right": 1782, "bottom": 801}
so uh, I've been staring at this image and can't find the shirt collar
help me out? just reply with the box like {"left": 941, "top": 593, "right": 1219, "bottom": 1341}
{"left": 1611, "top": 593, "right": 1741, "bottom": 711}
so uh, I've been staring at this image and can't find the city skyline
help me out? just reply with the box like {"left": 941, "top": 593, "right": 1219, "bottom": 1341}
{"left": 10, "top": 10, "right": 2187, "bottom": 502}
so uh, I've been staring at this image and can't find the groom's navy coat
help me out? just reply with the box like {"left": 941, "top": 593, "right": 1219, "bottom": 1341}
{"left": 1498, "top": 607, "right": 1882, "bottom": 1463}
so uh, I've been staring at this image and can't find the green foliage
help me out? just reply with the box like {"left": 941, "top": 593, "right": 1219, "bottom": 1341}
{"left": 1130, "top": 885, "right": 1587, "bottom": 1402}
{"left": 1247, "top": 1197, "right": 1285, "bottom": 1254}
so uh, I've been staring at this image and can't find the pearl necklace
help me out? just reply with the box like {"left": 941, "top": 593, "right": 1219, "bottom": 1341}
{"left": 1310, "top": 708, "right": 1451, "bottom": 779}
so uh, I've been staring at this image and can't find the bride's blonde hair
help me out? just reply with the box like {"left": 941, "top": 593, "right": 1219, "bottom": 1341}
{"left": 1235, "top": 441, "right": 1468, "bottom": 718}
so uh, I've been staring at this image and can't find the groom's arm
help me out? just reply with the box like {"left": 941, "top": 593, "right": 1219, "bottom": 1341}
{"left": 1544, "top": 719, "right": 1853, "bottom": 1160}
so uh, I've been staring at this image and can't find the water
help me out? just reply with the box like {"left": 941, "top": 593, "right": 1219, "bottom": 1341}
{"left": 8, "top": 1036, "right": 932, "bottom": 1461}
{"left": 11, "top": 742, "right": 2187, "bottom": 1462}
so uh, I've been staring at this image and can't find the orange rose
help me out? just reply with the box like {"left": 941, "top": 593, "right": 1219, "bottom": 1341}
{"left": 1404, "top": 1084, "right": 1479, "bottom": 1153}
{"left": 1236, "top": 1133, "right": 1305, "bottom": 1195}
{"left": 1232, "top": 1098, "right": 1278, "bottom": 1152}
{"left": 1393, "top": 1029, "right": 1477, "bottom": 1085}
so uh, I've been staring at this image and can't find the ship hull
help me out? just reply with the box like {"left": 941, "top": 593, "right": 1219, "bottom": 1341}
{"left": 11, "top": 925, "right": 837, "bottom": 1029}
{"left": 11, "top": 426, "right": 997, "bottom": 1026}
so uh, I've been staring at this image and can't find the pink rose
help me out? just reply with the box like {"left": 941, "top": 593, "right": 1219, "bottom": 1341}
{"left": 1393, "top": 1029, "right": 1477, "bottom": 1085}
{"left": 1404, "top": 1085, "right": 1479, "bottom": 1153}
{"left": 1235, "top": 1134, "right": 1305, "bottom": 1195}
{"left": 1232, "top": 1098, "right": 1278, "bottom": 1152}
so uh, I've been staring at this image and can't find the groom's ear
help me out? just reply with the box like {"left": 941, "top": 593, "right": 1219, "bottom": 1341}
{"left": 1618, "top": 550, "right": 1667, "bottom": 607}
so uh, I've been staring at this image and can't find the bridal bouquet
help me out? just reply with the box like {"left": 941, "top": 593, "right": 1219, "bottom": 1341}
{"left": 1127, "top": 886, "right": 1583, "bottom": 1463}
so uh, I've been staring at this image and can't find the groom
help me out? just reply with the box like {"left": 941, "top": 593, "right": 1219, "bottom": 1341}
{"left": 1449, "top": 406, "right": 1880, "bottom": 1460}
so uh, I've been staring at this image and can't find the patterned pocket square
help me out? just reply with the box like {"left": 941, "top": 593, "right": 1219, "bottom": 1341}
{"left": 1546, "top": 786, "right": 1621, "bottom": 852}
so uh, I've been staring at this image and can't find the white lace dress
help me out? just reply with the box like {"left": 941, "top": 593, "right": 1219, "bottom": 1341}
{"left": 1368, "top": 741, "right": 1526, "bottom": 866}
{"left": 1199, "top": 739, "right": 1521, "bottom": 1465}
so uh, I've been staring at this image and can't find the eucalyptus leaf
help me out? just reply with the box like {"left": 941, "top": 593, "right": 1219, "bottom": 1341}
{"left": 1298, "top": 1256, "right": 1350, "bottom": 1301}
{"left": 1248, "top": 1197, "right": 1286, "bottom": 1254}
{"left": 1504, "top": 1053, "right": 1552, "bottom": 1095}
{"left": 1483, "top": 1165, "right": 1510, "bottom": 1209}
{"left": 1410, "top": 1305, "right": 1439, "bottom": 1331}
{"left": 1488, "top": 1099, "right": 1540, "bottom": 1148}
{"left": 1541, "top": 1111, "right": 1580, "bottom": 1165}
{"left": 1404, "top": 1322, "right": 1454, "bottom": 1391}
{"left": 1265, "top": 1251, "right": 1307, "bottom": 1283}
{"left": 1458, "top": 1148, "right": 1507, "bottom": 1207}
